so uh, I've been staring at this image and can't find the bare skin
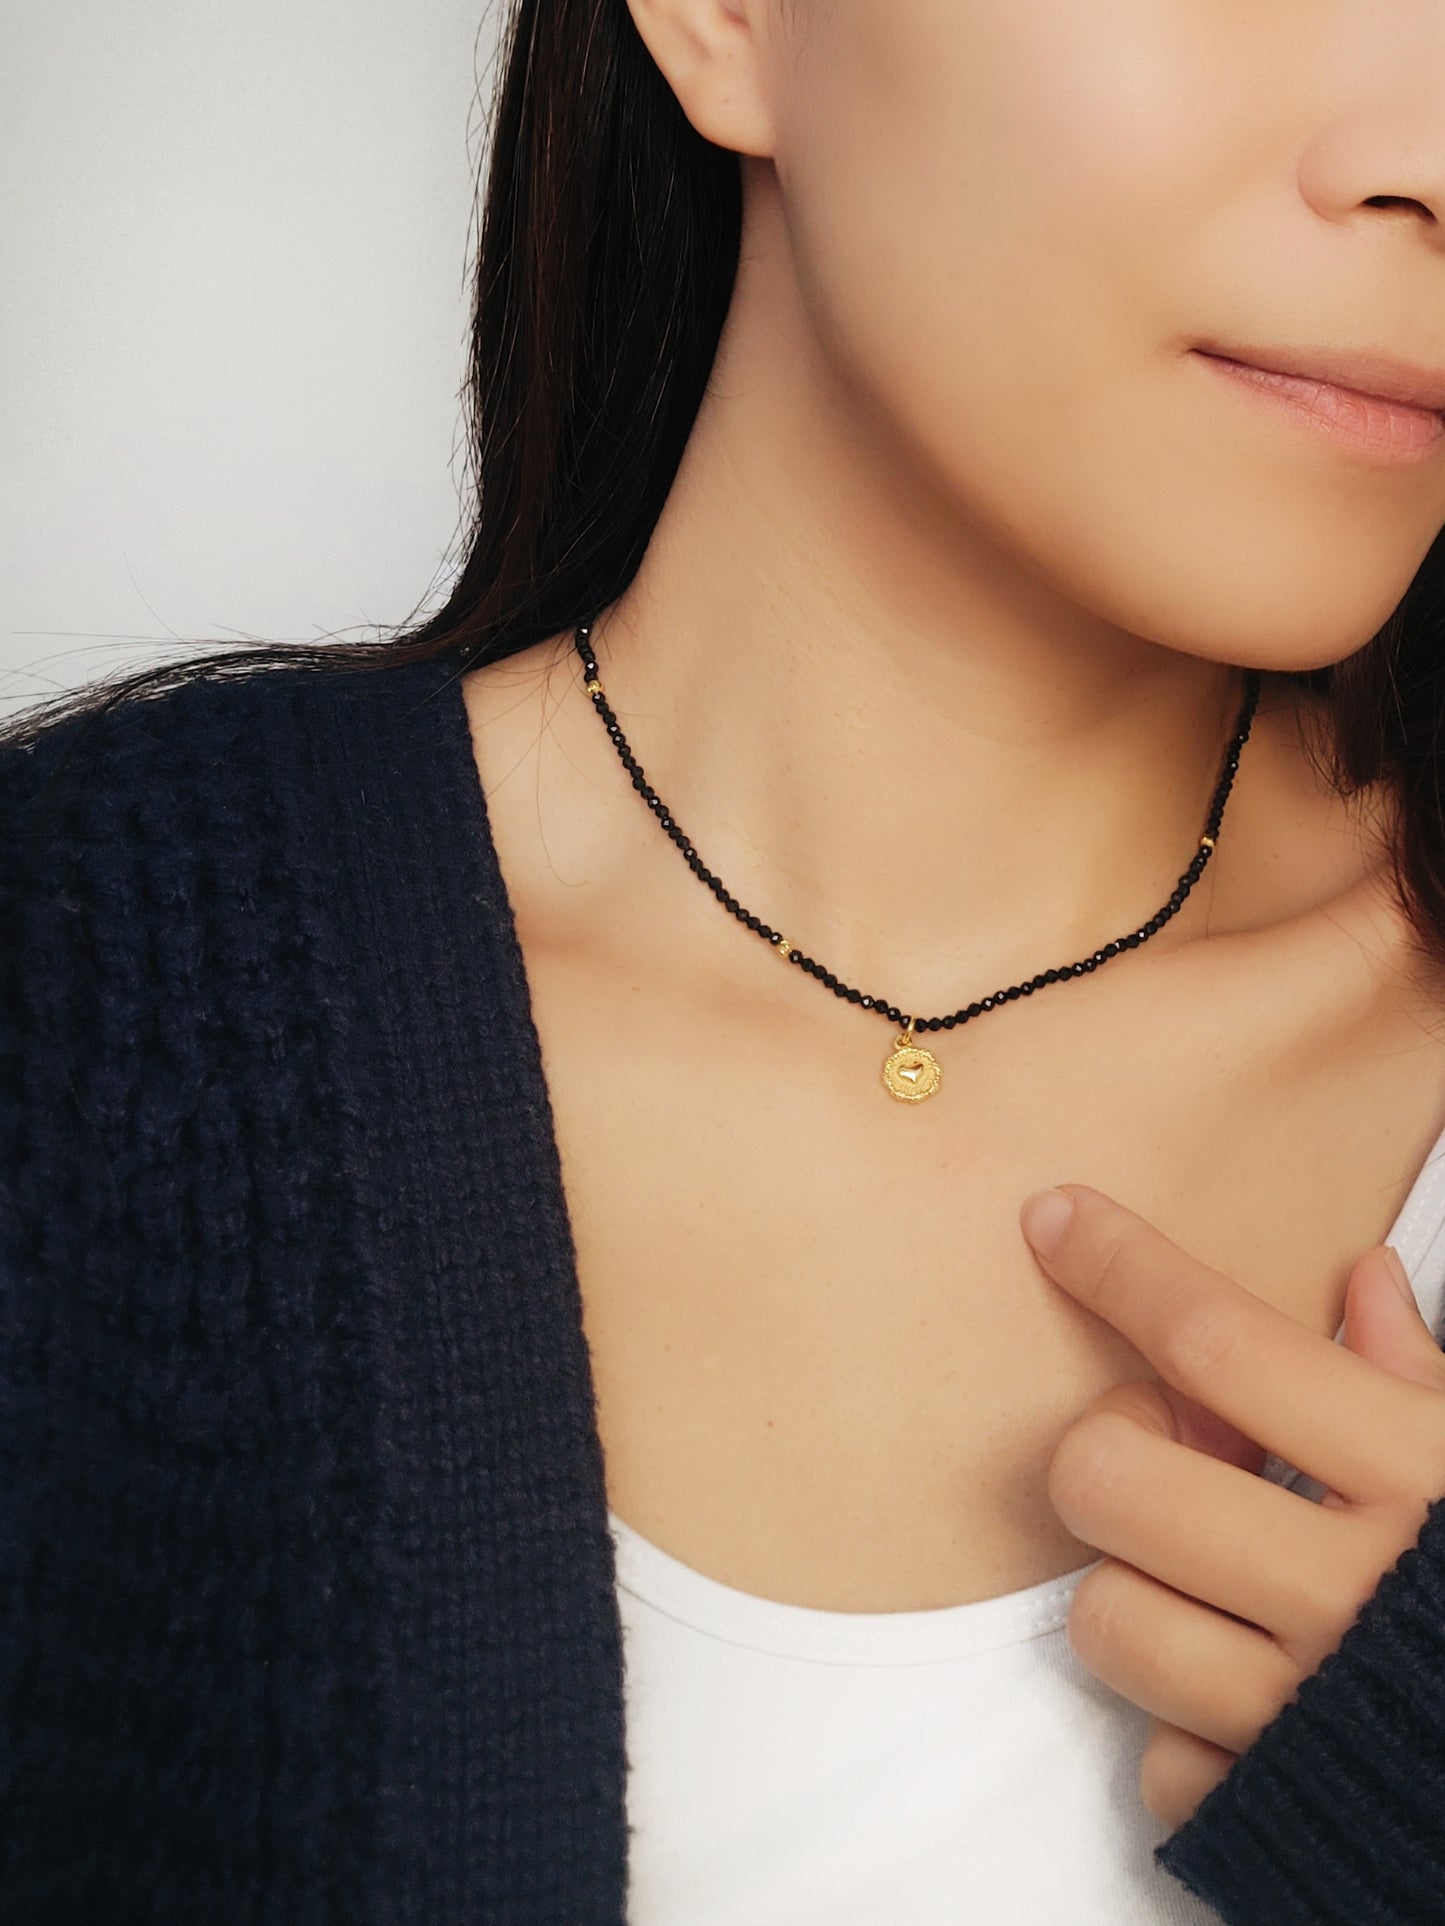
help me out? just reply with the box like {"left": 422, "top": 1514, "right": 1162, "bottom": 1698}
{"left": 461, "top": 0, "right": 1445, "bottom": 1614}
{"left": 460, "top": 647, "right": 1445, "bottom": 1615}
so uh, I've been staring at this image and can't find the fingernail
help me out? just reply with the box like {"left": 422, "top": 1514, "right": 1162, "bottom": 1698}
{"left": 1384, "top": 1243, "right": 1416, "bottom": 1307}
{"left": 1021, "top": 1188, "right": 1075, "bottom": 1258}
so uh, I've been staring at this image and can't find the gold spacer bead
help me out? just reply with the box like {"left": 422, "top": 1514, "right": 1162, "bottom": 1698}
{"left": 1199, "top": 835, "right": 1215, "bottom": 851}
{"left": 585, "top": 678, "right": 602, "bottom": 695}
{"left": 775, "top": 937, "right": 793, "bottom": 958}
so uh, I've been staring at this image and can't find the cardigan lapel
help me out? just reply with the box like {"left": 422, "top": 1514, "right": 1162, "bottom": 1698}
{"left": 321, "top": 649, "right": 630, "bottom": 1924}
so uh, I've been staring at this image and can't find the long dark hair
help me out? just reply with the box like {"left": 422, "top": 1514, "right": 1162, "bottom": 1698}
{"left": 8, "top": 0, "right": 1445, "bottom": 971}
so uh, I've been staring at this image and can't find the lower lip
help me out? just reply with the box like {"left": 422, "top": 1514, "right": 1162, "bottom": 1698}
{"left": 1192, "top": 350, "right": 1445, "bottom": 465}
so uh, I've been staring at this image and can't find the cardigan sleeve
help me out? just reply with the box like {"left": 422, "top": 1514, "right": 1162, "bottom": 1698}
{"left": 1154, "top": 1489, "right": 1445, "bottom": 1923}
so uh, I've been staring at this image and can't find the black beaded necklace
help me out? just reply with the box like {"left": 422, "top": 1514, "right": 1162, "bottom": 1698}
{"left": 573, "top": 620, "right": 1262, "bottom": 1104}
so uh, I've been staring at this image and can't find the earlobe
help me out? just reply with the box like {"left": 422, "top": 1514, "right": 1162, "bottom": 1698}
{"left": 623, "top": 0, "right": 777, "bottom": 158}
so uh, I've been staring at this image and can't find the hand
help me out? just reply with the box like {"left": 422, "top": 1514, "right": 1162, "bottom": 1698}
{"left": 1018, "top": 1181, "right": 1445, "bottom": 1831}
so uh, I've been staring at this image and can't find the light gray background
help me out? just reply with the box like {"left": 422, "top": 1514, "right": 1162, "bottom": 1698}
{"left": 2, "top": 2, "right": 503, "bottom": 718}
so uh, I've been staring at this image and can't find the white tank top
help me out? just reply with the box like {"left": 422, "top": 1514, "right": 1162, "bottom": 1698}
{"left": 611, "top": 1121, "right": 1445, "bottom": 1925}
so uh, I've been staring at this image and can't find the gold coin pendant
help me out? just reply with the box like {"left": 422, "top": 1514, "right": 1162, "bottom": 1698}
{"left": 881, "top": 1032, "right": 943, "bottom": 1103}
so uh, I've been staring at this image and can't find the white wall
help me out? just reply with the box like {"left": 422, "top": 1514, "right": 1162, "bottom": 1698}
{"left": 2, "top": 1, "right": 503, "bottom": 718}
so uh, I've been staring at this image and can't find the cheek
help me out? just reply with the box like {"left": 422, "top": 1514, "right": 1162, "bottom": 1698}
{"left": 775, "top": 0, "right": 1445, "bottom": 672}
{"left": 780, "top": 0, "right": 1199, "bottom": 416}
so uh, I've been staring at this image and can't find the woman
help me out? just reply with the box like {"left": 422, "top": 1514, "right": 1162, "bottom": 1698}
{"left": 6, "top": 1, "right": 1445, "bottom": 1920}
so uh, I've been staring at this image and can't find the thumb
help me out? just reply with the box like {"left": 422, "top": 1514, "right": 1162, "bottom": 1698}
{"left": 1339, "top": 1244, "right": 1445, "bottom": 1393}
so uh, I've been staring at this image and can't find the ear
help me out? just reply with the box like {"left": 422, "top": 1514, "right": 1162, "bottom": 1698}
{"left": 624, "top": 0, "right": 778, "bottom": 156}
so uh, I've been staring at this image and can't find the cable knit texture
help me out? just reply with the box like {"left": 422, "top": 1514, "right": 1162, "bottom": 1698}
{"left": 2, "top": 647, "right": 1444, "bottom": 1924}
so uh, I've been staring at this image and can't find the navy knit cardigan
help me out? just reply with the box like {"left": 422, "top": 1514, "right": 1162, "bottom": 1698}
{"left": 4, "top": 648, "right": 1445, "bottom": 1924}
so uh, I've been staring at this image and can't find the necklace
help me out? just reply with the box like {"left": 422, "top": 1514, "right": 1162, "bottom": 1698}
{"left": 573, "top": 621, "right": 1261, "bottom": 1104}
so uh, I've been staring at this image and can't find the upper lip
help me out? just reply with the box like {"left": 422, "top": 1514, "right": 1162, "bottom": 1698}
{"left": 1193, "top": 342, "right": 1445, "bottom": 418}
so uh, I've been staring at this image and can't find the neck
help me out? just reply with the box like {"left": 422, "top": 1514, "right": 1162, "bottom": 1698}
{"left": 485, "top": 192, "right": 1388, "bottom": 1018}
{"left": 577, "top": 247, "right": 1261, "bottom": 1014}
{"left": 589, "top": 596, "right": 1249, "bottom": 1010}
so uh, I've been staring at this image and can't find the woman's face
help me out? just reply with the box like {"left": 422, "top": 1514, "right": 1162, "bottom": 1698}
{"left": 654, "top": 0, "right": 1445, "bottom": 673}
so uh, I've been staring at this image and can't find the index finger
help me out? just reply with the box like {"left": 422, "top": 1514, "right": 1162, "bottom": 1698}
{"left": 1021, "top": 1182, "right": 1443, "bottom": 1505}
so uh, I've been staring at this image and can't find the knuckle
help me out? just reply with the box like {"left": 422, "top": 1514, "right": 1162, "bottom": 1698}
{"left": 1048, "top": 1410, "right": 1129, "bottom": 1524}
{"left": 1091, "top": 1376, "right": 1174, "bottom": 1436}
{"left": 1156, "top": 1292, "right": 1244, "bottom": 1393}
{"left": 1090, "top": 1226, "right": 1135, "bottom": 1305}
{"left": 1066, "top": 1560, "right": 1127, "bottom": 1665}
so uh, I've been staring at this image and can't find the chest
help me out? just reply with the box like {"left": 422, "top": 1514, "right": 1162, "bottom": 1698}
{"left": 516, "top": 932, "right": 1445, "bottom": 1614}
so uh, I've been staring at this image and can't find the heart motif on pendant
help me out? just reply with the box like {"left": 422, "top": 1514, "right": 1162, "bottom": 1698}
{"left": 881, "top": 1039, "right": 943, "bottom": 1103}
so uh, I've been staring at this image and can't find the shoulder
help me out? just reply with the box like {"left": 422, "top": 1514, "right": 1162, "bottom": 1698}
{"left": 2, "top": 652, "right": 335, "bottom": 860}
{"left": 0, "top": 645, "right": 470, "bottom": 1132}
{"left": 0, "top": 643, "right": 458, "bottom": 894}
{"left": 0, "top": 645, "right": 465, "bottom": 1316}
